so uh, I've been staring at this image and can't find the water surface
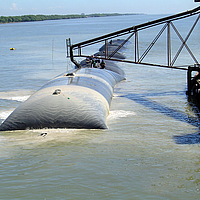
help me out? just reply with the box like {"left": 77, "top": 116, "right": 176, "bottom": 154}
{"left": 0, "top": 14, "right": 200, "bottom": 199}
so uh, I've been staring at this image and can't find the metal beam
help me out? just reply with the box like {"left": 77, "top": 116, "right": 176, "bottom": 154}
{"left": 68, "top": 6, "right": 200, "bottom": 69}
{"left": 71, "top": 6, "right": 200, "bottom": 50}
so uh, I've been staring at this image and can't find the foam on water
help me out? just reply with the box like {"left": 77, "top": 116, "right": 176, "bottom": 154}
{"left": 0, "top": 129, "right": 98, "bottom": 150}
{"left": 0, "top": 90, "right": 32, "bottom": 102}
{"left": 0, "top": 91, "right": 30, "bottom": 123}
{"left": 0, "top": 110, "right": 13, "bottom": 121}
{"left": 0, "top": 95, "right": 30, "bottom": 102}
{"left": 108, "top": 110, "right": 136, "bottom": 120}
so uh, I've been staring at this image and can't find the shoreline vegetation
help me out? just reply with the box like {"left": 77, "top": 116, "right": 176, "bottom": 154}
{"left": 0, "top": 13, "right": 140, "bottom": 24}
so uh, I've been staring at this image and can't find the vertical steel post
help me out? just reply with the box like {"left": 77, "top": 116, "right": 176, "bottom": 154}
{"left": 135, "top": 29, "right": 139, "bottom": 63}
{"left": 167, "top": 22, "right": 171, "bottom": 67}
{"left": 187, "top": 66, "right": 192, "bottom": 96}
{"left": 78, "top": 45, "right": 81, "bottom": 56}
{"left": 105, "top": 40, "right": 108, "bottom": 59}
{"left": 66, "top": 39, "right": 69, "bottom": 57}
{"left": 69, "top": 39, "right": 81, "bottom": 68}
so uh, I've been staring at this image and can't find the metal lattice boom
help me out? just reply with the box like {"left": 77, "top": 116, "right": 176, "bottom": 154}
{"left": 67, "top": 6, "right": 200, "bottom": 70}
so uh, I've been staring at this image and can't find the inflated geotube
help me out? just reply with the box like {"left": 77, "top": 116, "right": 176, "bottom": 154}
{"left": 94, "top": 51, "right": 126, "bottom": 60}
{"left": 0, "top": 40, "right": 126, "bottom": 131}
{"left": 99, "top": 39, "right": 129, "bottom": 52}
{"left": 0, "top": 62, "right": 125, "bottom": 131}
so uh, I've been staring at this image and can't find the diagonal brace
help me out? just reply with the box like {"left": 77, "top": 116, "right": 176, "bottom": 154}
{"left": 138, "top": 23, "right": 168, "bottom": 63}
{"left": 170, "top": 14, "right": 200, "bottom": 66}
{"left": 108, "top": 31, "right": 135, "bottom": 59}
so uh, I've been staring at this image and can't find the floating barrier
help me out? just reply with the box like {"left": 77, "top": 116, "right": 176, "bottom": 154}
{"left": 0, "top": 40, "right": 126, "bottom": 131}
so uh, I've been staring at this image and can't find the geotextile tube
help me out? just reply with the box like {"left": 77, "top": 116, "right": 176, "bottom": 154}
{"left": 0, "top": 40, "right": 126, "bottom": 131}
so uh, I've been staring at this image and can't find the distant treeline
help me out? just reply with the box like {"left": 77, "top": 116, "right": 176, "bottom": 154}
{"left": 0, "top": 13, "right": 136, "bottom": 24}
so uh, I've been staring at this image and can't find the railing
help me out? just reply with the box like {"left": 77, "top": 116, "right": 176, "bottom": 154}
{"left": 67, "top": 6, "right": 200, "bottom": 70}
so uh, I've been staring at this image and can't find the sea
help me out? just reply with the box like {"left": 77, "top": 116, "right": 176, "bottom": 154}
{"left": 0, "top": 14, "right": 200, "bottom": 199}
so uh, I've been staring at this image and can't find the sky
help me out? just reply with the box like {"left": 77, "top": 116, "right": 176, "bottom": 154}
{"left": 0, "top": 0, "right": 199, "bottom": 16}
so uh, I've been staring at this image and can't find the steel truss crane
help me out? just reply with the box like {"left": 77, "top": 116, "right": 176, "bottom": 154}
{"left": 67, "top": 6, "right": 200, "bottom": 96}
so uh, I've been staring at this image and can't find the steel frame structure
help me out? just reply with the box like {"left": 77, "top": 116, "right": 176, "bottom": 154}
{"left": 67, "top": 6, "right": 200, "bottom": 70}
